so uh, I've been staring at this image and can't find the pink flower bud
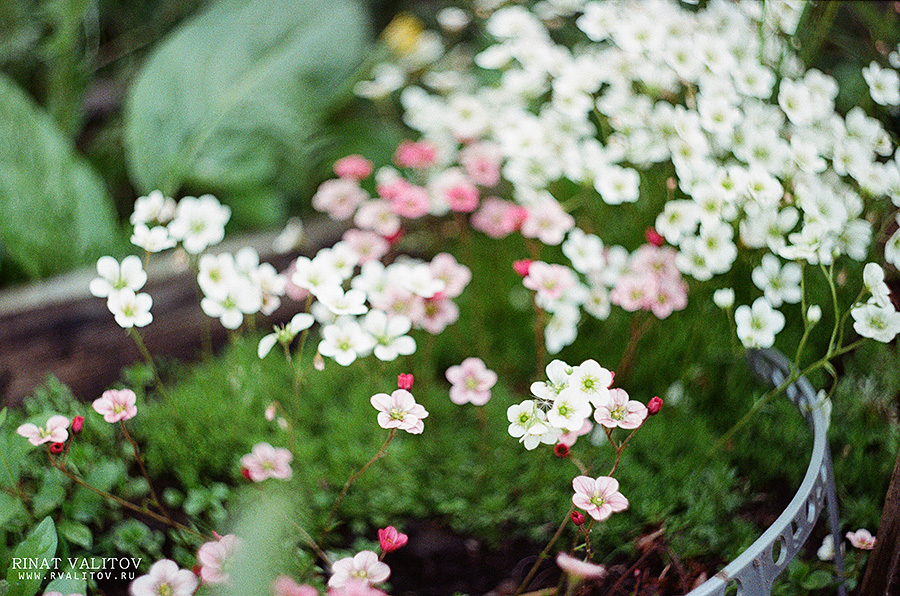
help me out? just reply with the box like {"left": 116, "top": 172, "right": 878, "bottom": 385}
{"left": 49, "top": 442, "right": 65, "bottom": 454}
{"left": 645, "top": 227, "right": 664, "bottom": 247}
{"left": 314, "top": 353, "right": 325, "bottom": 371}
{"left": 385, "top": 228, "right": 405, "bottom": 246}
{"left": 647, "top": 396, "right": 663, "bottom": 415}
{"left": 378, "top": 526, "right": 409, "bottom": 553}
{"left": 334, "top": 155, "right": 373, "bottom": 181}
{"left": 241, "top": 468, "right": 252, "bottom": 481}
{"left": 513, "top": 259, "right": 532, "bottom": 277}
{"left": 510, "top": 206, "right": 529, "bottom": 229}
{"left": 571, "top": 511, "right": 585, "bottom": 526}
{"left": 554, "top": 443, "right": 570, "bottom": 458}
{"left": 72, "top": 415, "right": 85, "bottom": 434}
{"left": 398, "top": 374, "right": 414, "bottom": 390}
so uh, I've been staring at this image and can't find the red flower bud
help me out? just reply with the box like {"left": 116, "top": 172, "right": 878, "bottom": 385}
{"left": 385, "top": 229, "right": 405, "bottom": 246}
{"left": 398, "top": 374, "right": 414, "bottom": 390}
{"left": 647, "top": 396, "right": 663, "bottom": 415}
{"left": 645, "top": 227, "right": 664, "bottom": 247}
{"left": 571, "top": 511, "right": 585, "bottom": 526}
{"left": 513, "top": 259, "right": 533, "bottom": 277}
{"left": 49, "top": 442, "right": 65, "bottom": 454}
{"left": 192, "top": 564, "right": 202, "bottom": 577}
{"left": 72, "top": 415, "right": 85, "bottom": 434}
{"left": 553, "top": 443, "right": 570, "bottom": 458}
{"left": 241, "top": 467, "right": 252, "bottom": 481}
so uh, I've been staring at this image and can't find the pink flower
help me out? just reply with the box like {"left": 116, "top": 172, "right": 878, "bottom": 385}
{"left": 273, "top": 576, "right": 318, "bottom": 596}
{"left": 471, "top": 198, "right": 523, "bottom": 239}
{"left": 378, "top": 526, "right": 408, "bottom": 553}
{"left": 445, "top": 357, "right": 497, "bottom": 406}
{"left": 328, "top": 550, "right": 390, "bottom": 588}
{"left": 92, "top": 389, "right": 138, "bottom": 423}
{"left": 197, "top": 534, "right": 240, "bottom": 585}
{"left": 328, "top": 579, "right": 389, "bottom": 596}
{"left": 240, "top": 442, "right": 293, "bottom": 482}
{"left": 17, "top": 415, "right": 70, "bottom": 446}
{"left": 397, "top": 374, "right": 414, "bottom": 390}
{"left": 312, "top": 179, "right": 368, "bottom": 221}
{"left": 558, "top": 420, "right": 593, "bottom": 448}
{"left": 130, "top": 559, "right": 198, "bottom": 596}
{"left": 388, "top": 183, "right": 431, "bottom": 219}
{"left": 394, "top": 140, "right": 437, "bottom": 169}
{"left": 572, "top": 475, "right": 629, "bottom": 521}
{"left": 609, "top": 274, "right": 654, "bottom": 312}
{"left": 334, "top": 155, "right": 373, "bottom": 181}
{"left": 370, "top": 389, "right": 429, "bottom": 434}
{"left": 342, "top": 229, "right": 389, "bottom": 264}
{"left": 593, "top": 388, "right": 648, "bottom": 429}
{"left": 418, "top": 295, "right": 459, "bottom": 334}
{"left": 520, "top": 199, "right": 575, "bottom": 246}
{"left": 846, "top": 528, "right": 876, "bottom": 550}
{"left": 429, "top": 253, "right": 471, "bottom": 298}
{"left": 523, "top": 262, "right": 577, "bottom": 301}
{"left": 556, "top": 552, "right": 607, "bottom": 579}
{"left": 459, "top": 142, "right": 502, "bottom": 187}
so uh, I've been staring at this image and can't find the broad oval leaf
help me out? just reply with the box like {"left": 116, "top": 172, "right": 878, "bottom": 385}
{"left": 123, "top": 0, "right": 369, "bottom": 227}
{"left": 0, "top": 75, "right": 118, "bottom": 279}
{"left": 5, "top": 516, "right": 57, "bottom": 596}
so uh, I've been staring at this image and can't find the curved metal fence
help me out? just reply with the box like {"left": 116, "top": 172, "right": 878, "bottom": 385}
{"left": 685, "top": 348, "right": 847, "bottom": 596}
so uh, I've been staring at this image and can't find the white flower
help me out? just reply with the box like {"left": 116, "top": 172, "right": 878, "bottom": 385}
{"left": 314, "top": 286, "right": 369, "bottom": 317}
{"left": 89, "top": 255, "right": 147, "bottom": 298}
{"left": 547, "top": 391, "right": 592, "bottom": 432}
{"left": 735, "top": 298, "right": 785, "bottom": 349}
{"left": 131, "top": 224, "right": 177, "bottom": 253}
{"left": 751, "top": 254, "right": 802, "bottom": 308}
{"left": 361, "top": 310, "right": 416, "bottom": 361}
{"left": 863, "top": 263, "right": 891, "bottom": 307}
{"left": 167, "top": 195, "right": 231, "bottom": 254}
{"left": 851, "top": 302, "right": 900, "bottom": 343}
{"left": 107, "top": 289, "right": 153, "bottom": 328}
{"left": 318, "top": 319, "right": 375, "bottom": 366}
{"left": 130, "top": 559, "right": 197, "bottom": 596}
{"left": 567, "top": 359, "right": 613, "bottom": 407}
{"left": 200, "top": 277, "right": 262, "bottom": 329}
{"left": 291, "top": 256, "right": 342, "bottom": 294}
{"left": 258, "top": 313, "right": 315, "bottom": 359}
{"left": 817, "top": 535, "right": 835, "bottom": 561}
{"left": 862, "top": 61, "right": 900, "bottom": 106}
{"left": 130, "top": 190, "right": 176, "bottom": 226}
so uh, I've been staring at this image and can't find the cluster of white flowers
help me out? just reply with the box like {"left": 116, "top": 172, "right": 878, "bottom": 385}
{"left": 507, "top": 359, "right": 648, "bottom": 450}
{"left": 851, "top": 263, "right": 900, "bottom": 342}
{"left": 289, "top": 249, "right": 470, "bottom": 366}
{"left": 198, "top": 247, "right": 286, "bottom": 329}
{"left": 89, "top": 255, "right": 152, "bottom": 328}
{"left": 130, "top": 191, "right": 231, "bottom": 255}
{"left": 352, "top": 0, "right": 900, "bottom": 352}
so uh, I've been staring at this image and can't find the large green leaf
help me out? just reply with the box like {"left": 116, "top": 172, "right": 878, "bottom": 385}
{"left": 123, "top": 0, "right": 369, "bottom": 227}
{"left": 0, "top": 74, "right": 118, "bottom": 279}
{"left": 5, "top": 517, "right": 57, "bottom": 596}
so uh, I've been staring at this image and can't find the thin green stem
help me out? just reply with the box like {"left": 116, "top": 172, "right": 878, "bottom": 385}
{"left": 514, "top": 508, "right": 574, "bottom": 596}
{"left": 128, "top": 328, "right": 168, "bottom": 399}
{"left": 319, "top": 429, "right": 397, "bottom": 545}
{"left": 120, "top": 421, "right": 172, "bottom": 524}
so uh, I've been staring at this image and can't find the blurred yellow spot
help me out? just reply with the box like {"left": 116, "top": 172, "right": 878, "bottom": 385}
{"left": 382, "top": 13, "right": 424, "bottom": 56}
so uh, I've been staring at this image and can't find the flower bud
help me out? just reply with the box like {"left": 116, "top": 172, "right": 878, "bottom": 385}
{"left": 647, "top": 396, "right": 663, "bottom": 415}
{"left": 807, "top": 305, "right": 822, "bottom": 324}
{"left": 553, "top": 443, "right": 570, "bottom": 458}
{"left": 72, "top": 415, "right": 85, "bottom": 434}
{"left": 49, "top": 442, "right": 65, "bottom": 454}
{"left": 645, "top": 227, "right": 664, "bottom": 247}
{"left": 313, "top": 352, "right": 325, "bottom": 371}
{"left": 378, "top": 526, "right": 409, "bottom": 553}
{"left": 571, "top": 511, "right": 585, "bottom": 526}
{"left": 713, "top": 288, "right": 735, "bottom": 309}
{"left": 513, "top": 259, "right": 533, "bottom": 277}
{"left": 241, "top": 467, "right": 252, "bottom": 481}
{"left": 385, "top": 229, "right": 405, "bottom": 246}
{"left": 398, "top": 374, "right": 414, "bottom": 390}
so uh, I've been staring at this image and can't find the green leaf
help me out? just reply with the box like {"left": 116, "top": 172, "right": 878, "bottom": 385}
{"left": 123, "top": 0, "right": 369, "bottom": 228}
{"left": 0, "top": 73, "right": 118, "bottom": 279}
{"left": 0, "top": 408, "right": 8, "bottom": 429}
{"left": 801, "top": 569, "right": 834, "bottom": 590}
{"left": 31, "top": 469, "right": 66, "bottom": 518}
{"left": 0, "top": 493, "right": 26, "bottom": 530}
{"left": 43, "top": 575, "right": 86, "bottom": 596}
{"left": 58, "top": 520, "right": 92, "bottom": 550}
{"left": 5, "top": 517, "right": 57, "bottom": 596}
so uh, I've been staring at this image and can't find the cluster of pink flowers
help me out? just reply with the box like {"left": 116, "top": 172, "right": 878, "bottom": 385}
{"left": 609, "top": 243, "right": 689, "bottom": 319}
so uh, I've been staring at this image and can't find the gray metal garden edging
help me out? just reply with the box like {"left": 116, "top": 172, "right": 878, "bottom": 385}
{"left": 685, "top": 348, "right": 847, "bottom": 596}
